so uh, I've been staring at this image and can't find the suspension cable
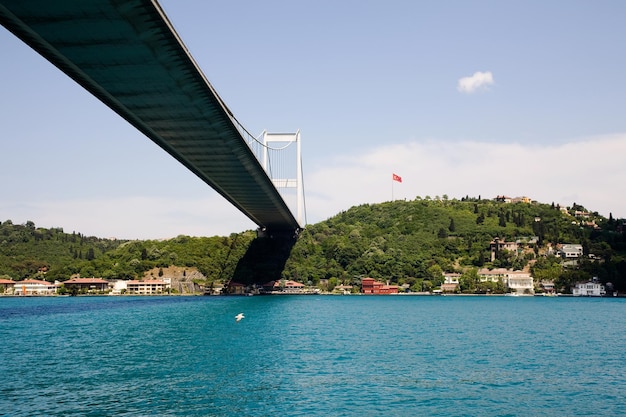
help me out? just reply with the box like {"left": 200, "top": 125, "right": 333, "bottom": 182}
{"left": 224, "top": 104, "right": 306, "bottom": 225}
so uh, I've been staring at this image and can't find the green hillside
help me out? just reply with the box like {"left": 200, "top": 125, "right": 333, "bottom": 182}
{"left": 1, "top": 197, "right": 625, "bottom": 293}
{"left": 0, "top": 219, "right": 255, "bottom": 287}
{"left": 282, "top": 197, "right": 626, "bottom": 292}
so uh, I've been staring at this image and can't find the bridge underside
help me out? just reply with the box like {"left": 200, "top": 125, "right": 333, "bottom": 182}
{"left": 0, "top": 0, "right": 300, "bottom": 233}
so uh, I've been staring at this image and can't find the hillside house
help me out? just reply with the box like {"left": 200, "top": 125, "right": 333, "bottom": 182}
{"left": 490, "top": 238, "right": 519, "bottom": 261}
{"left": 494, "top": 195, "right": 532, "bottom": 204}
{"left": 559, "top": 244, "right": 583, "bottom": 259}
{"left": 516, "top": 236, "right": 538, "bottom": 245}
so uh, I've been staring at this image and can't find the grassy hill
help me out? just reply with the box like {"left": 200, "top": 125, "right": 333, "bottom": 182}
{"left": 2, "top": 196, "right": 625, "bottom": 292}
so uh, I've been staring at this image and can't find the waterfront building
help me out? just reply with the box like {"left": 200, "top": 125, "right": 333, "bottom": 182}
{"left": 572, "top": 281, "right": 605, "bottom": 297}
{"left": 283, "top": 280, "right": 305, "bottom": 292}
{"left": 539, "top": 281, "right": 556, "bottom": 294}
{"left": 227, "top": 281, "right": 246, "bottom": 295}
{"left": 126, "top": 279, "right": 170, "bottom": 295}
{"left": 0, "top": 278, "right": 15, "bottom": 294}
{"left": 261, "top": 280, "right": 308, "bottom": 294}
{"left": 62, "top": 277, "right": 110, "bottom": 293}
{"left": 110, "top": 280, "right": 128, "bottom": 295}
{"left": 478, "top": 268, "right": 508, "bottom": 283}
{"left": 506, "top": 271, "right": 534, "bottom": 294}
{"left": 441, "top": 273, "right": 460, "bottom": 293}
{"left": 333, "top": 284, "right": 353, "bottom": 294}
{"left": 477, "top": 268, "right": 534, "bottom": 294}
{"left": 361, "top": 278, "right": 399, "bottom": 294}
{"left": 13, "top": 279, "right": 58, "bottom": 295}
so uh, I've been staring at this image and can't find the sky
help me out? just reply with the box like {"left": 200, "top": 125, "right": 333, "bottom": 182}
{"left": 1, "top": 1, "right": 626, "bottom": 240}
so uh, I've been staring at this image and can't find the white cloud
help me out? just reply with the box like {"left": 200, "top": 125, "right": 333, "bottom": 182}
{"left": 457, "top": 71, "right": 494, "bottom": 93}
{"left": 305, "top": 134, "right": 626, "bottom": 223}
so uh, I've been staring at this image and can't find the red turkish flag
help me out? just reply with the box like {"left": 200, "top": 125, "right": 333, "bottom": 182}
{"left": 392, "top": 173, "right": 402, "bottom": 183}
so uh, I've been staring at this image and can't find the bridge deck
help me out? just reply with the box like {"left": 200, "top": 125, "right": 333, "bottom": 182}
{"left": 0, "top": 0, "right": 300, "bottom": 233}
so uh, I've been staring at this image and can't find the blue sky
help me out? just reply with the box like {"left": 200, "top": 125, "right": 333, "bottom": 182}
{"left": 2, "top": 1, "right": 625, "bottom": 239}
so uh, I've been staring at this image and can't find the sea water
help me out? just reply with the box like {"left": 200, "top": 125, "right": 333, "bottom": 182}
{"left": 1, "top": 295, "right": 624, "bottom": 416}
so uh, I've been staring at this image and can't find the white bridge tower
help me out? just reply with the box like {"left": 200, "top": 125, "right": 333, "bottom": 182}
{"left": 262, "top": 130, "right": 304, "bottom": 228}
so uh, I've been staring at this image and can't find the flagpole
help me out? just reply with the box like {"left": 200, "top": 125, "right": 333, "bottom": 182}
{"left": 391, "top": 173, "right": 401, "bottom": 201}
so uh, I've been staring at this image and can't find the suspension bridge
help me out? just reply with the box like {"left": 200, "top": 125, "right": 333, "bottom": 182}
{"left": 0, "top": 0, "right": 305, "bottom": 237}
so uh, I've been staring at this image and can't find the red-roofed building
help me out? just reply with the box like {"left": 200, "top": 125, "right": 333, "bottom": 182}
{"left": 0, "top": 278, "right": 15, "bottom": 294}
{"left": 13, "top": 279, "right": 58, "bottom": 295}
{"left": 283, "top": 280, "right": 305, "bottom": 290}
{"left": 361, "top": 278, "right": 399, "bottom": 294}
{"left": 62, "top": 277, "right": 110, "bottom": 293}
{"left": 261, "top": 280, "right": 307, "bottom": 294}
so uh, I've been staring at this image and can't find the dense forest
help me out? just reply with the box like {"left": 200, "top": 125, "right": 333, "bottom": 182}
{"left": 0, "top": 219, "right": 254, "bottom": 285}
{"left": 2, "top": 196, "right": 625, "bottom": 293}
{"left": 283, "top": 197, "right": 626, "bottom": 293}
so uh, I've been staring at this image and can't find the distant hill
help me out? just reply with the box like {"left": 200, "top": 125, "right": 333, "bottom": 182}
{"left": 1, "top": 197, "right": 625, "bottom": 292}
{"left": 0, "top": 219, "right": 255, "bottom": 288}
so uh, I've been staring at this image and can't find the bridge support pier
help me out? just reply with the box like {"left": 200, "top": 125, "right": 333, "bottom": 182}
{"left": 230, "top": 228, "right": 300, "bottom": 286}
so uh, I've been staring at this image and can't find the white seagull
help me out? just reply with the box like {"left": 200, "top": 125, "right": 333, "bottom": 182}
{"left": 235, "top": 313, "right": 245, "bottom": 322}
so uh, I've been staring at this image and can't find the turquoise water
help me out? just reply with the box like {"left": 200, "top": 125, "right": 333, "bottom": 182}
{"left": 1, "top": 295, "right": 625, "bottom": 416}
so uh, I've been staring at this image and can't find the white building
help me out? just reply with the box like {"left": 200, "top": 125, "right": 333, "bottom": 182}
{"left": 506, "top": 271, "right": 534, "bottom": 295}
{"left": 111, "top": 280, "right": 128, "bottom": 295}
{"left": 478, "top": 268, "right": 508, "bottom": 283}
{"left": 572, "top": 281, "right": 605, "bottom": 297}
{"left": 559, "top": 244, "right": 583, "bottom": 259}
{"left": 441, "top": 272, "right": 460, "bottom": 292}
{"left": 477, "top": 268, "right": 534, "bottom": 294}
{"left": 13, "top": 279, "right": 58, "bottom": 295}
{"left": 126, "top": 279, "right": 170, "bottom": 295}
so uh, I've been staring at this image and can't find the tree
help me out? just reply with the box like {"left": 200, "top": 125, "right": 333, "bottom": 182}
{"left": 459, "top": 269, "right": 479, "bottom": 293}
{"left": 499, "top": 212, "right": 506, "bottom": 227}
{"left": 426, "top": 264, "right": 444, "bottom": 286}
{"left": 448, "top": 218, "right": 456, "bottom": 233}
{"left": 530, "top": 255, "right": 562, "bottom": 284}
